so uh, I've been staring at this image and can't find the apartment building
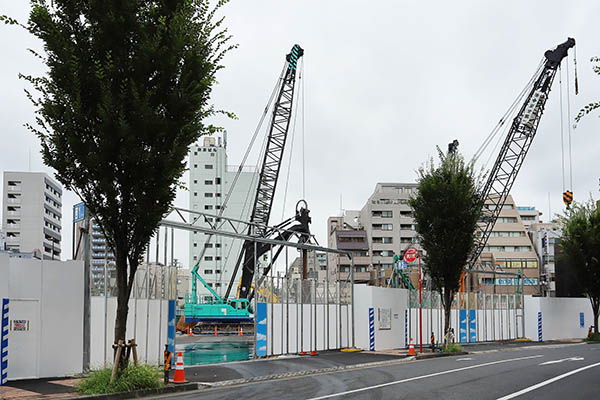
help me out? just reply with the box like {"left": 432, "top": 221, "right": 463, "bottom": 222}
{"left": 188, "top": 135, "right": 258, "bottom": 301}
{"left": 2, "top": 172, "right": 62, "bottom": 260}
{"left": 528, "top": 221, "right": 561, "bottom": 297}
{"left": 287, "top": 251, "right": 328, "bottom": 280}
{"left": 477, "top": 195, "right": 541, "bottom": 295}
{"left": 327, "top": 215, "right": 371, "bottom": 283}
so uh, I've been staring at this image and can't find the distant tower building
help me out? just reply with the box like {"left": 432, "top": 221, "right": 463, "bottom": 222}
{"left": 188, "top": 136, "right": 258, "bottom": 301}
{"left": 73, "top": 208, "right": 117, "bottom": 296}
{"left": 2, "top": 172, "right": 62, "bottom": 260}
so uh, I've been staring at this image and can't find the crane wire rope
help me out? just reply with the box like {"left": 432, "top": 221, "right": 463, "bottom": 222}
{"left": 566, "top": 57, "right": 574, "bottom": 190}
{"left": 473, "top": 59, "right": 545, "bottom": 164}
{"left": 301, "top": 58, "right": 306, "bottom": 199}
{"left": 280, "top": 61, "right": 302, "bottom": 220}
{"left": 217, "top": 66, "right": 289, "bottom": 280}
{"left": 191, "top": 64, "right": 286, "bottom": 266}
{"left": 559, "top": 65, "right": 566, "bottom": 192}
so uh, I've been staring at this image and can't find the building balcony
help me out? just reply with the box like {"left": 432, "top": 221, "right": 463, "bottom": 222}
{"left": 7, "top": 186, "right": 22, "bottom": 192}
{"left": 91, "top": 238, "right": 106, "bottom": 244}
{"left": 6, "top": 237, "right": 20, "bottom": 244}
{"left": 6, "top": 197, "right": 21, "bottom": 204}
{"left": 5, "top": 223, "right": 20, "bottom": 230}
{"left": 6, "top": 211, "right": 21, "bottom": 217}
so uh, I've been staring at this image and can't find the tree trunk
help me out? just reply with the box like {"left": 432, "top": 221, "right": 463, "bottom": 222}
{"left": 592, "top": 297, "right": 599, "bottom": 334}
{"left": 114, "top": 248, "right": 130, "bottom": 369}
{"left": 443, "top": 289, "right": 454, "bottom": 344}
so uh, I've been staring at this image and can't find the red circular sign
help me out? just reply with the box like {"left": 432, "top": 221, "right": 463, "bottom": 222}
{"left": 403, "top": 248, "right": 418, "bottom": 263}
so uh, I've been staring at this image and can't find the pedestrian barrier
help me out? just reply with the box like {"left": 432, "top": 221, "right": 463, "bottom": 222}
{"left": 369, "top": 308, "right": 375, "bottom": 351}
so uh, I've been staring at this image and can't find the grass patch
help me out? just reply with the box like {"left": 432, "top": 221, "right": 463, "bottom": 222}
{"left": 442, "top": 343, "right": 463, "bottom": 353}
{"left": 76, "top": 365, "right": 163, "bottom": 395}
{"left": 584, "top": 332, "right": 600, "bottom": 342}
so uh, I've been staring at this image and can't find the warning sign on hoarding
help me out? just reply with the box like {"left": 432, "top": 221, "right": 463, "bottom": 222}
{"left": 11, "top": 320, "right": 29, "bottom": 331}
{"left": 378, "top": 308, "right": 391, "bottom": 330}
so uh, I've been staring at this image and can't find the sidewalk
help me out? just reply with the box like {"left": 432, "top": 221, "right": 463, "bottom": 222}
{"left": 0, "top": 377, "right": 80, "bottom": 399}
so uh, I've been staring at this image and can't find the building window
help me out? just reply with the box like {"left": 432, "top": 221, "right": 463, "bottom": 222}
{"left": 216, "top": 193, "right": 221, "bottom": 197}
{"left": 205, "top": 180, "right": 213, "bottom": 185}
{"left": 215, "top": 270, "right": 221, "bottom": 274}
{"left": 194, "top": 192, "right": 198, "bottom": 196}
{"left": 204, "top": 193, "right": 213, "bottom": 198}
{"left": 204, "top": 205, "right": 213, "bottom": 210}
{"left": 373, "top": 224, "right": 393, "bottom": 231}
{"left": 194, "top": 164, "right": 198, "bottom": 168}
{"left": 205, "top": 164, "right": 213, "bottom": 169}
{"left": 372, "top": 210, "right": 392, "bottom": 218}
{"left": 400, "top": 224, "right": 415, "bottom": 230}
{"left": 215, "top": 177, "right": 221, "bottom": 184}
{"left": 193, "top": 243, "right": 197, "bottom": 247}
{"left": 373, "top": 237, "right": 393, "bottom": 244}
{"left": 204, "top": 243, "right": 213, "bottom": 248}
{"left": 193, "top": 180, "right": 197, "bottom": 184}
{"left": 205, "top": 256, "right": 213, "bottom": 261}
{"left": 204, "top": 269, "right": 213, "bottom": 274}
{"left": 496, "top": 217, "right": 518, "bottom": 223}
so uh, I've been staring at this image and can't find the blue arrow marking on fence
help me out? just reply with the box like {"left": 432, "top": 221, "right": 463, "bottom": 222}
{"left": 369, "top": 308, "right": 375, "bottom": 351}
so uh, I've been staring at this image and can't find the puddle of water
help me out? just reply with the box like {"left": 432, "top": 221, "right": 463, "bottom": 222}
{"left": 183, "top": 341, "right": 254, "bottom": 365}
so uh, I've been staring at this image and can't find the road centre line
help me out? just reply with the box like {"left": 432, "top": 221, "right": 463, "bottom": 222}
{"left": 306, "top": 354, "right": 544, "bottom": 400}
{"left": 496, "top": 361, "right": 600, "bottom": 400}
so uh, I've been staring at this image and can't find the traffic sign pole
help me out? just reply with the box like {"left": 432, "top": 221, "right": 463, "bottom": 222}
{"left": 403, "top": 246, "right": 422, "bottom": 353}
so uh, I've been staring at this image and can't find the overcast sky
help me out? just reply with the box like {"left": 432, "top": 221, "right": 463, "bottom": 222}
{"left": 1, "top": 1, "right": 599, "bottom": 268}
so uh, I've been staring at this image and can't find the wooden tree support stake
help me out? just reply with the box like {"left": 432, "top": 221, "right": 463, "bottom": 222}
{"left": 111, "top": 340, "right": 124, "bottom": 383}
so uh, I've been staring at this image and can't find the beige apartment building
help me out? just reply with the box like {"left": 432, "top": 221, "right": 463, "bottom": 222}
{"left": 476, "top": 195, "right": 541, "bottom": 295}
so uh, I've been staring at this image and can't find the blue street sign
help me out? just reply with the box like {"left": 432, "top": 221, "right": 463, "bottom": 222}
{"left": 73, "top": 203, "right": 85, "bottom": 223}
{"left": 397, "top": 260, "right": 408, "bottom": 270}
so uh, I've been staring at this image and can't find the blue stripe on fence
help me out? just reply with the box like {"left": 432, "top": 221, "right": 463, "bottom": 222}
{"left": 537, "top": 311, "right": 543, "bottom": 342}
{"left": 404, "top": 309, "right": 408, "bottom": 349}
{"left": 1, "top": 298, "right": 9, "bottom": 386}
{"left": 369, "top": 308, "right": 375, "bottom": 351}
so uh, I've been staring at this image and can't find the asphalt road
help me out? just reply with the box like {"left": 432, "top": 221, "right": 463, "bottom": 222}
{"left": 160, "top": 343, "right": 600, "bottom": 399}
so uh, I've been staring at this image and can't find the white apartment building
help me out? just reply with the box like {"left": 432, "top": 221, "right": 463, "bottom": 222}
{"left": 2, "top": 172, "right": 62, "bottom": 260}
{"left": 528, "top": 221, "right": 561, "bottom": 297}
{"left": 359, "top": 183, "right": 420, "bottom": 268}
{"left": 188, "top": 136, "right": 258, "bottom": 301}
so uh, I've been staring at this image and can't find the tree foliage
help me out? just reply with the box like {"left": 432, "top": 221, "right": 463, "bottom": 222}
{"left": 6, "top": 0, "right": 234, "bottom": 349}
{"left": 409, "top": 148, "right": 484, "bottom": 335}
{"left": 558, "top": 199, "right": 600, "bottom": 333}
{"left": 575, "top": 56, "right": 600, "bottom": 124}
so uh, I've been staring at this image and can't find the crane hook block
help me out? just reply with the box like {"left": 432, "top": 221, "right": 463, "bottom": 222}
{"left": 563, "top": 191, "right": 573, "bottom": 208}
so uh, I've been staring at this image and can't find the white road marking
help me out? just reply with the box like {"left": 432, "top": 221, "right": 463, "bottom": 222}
{"left": 539, "top": 357, "right": 584, "bottom": 365}
{"left": 456, "top": 358, "right": 473, "bottom": 361}
{"left": 305, "top": 355, "right": 543, "bottom": 400}
{"left": 496, "top": 361, "right": 600, "bottom": 400}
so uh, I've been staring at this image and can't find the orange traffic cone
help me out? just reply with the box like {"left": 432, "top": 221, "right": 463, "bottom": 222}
{"left": 214, "top": 326, "right": 218, "bottom": 337}
{"left": 238, "top": 326, "right": 243, "bottom": 337}
{"left": 171, "top": 352, "right": 187, "bottom": 384}
{"left": 408, "top": 338, "right": 416, "bottom": 356}
{"left": 188, "top": 327, "right": 193, "bottom": 337}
